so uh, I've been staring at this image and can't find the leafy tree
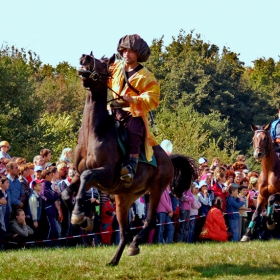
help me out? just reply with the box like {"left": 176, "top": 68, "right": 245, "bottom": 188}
{"left": 154, "top": 103, "right": 238, "bottom": 163}
{"left": 0, "top": 45, "right": 42, "bottom": 158}
{"left": 35, "top": 112, "right": 78, "bottom": 161}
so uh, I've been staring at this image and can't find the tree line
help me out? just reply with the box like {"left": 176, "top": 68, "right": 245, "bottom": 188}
{"left": 1, "top": 30, "right": 279, "bottom": 170}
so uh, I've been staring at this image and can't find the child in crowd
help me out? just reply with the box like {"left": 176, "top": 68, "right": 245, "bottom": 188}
{"left": 210, "top": 157, "right": 220, "bottom": 171}
{"left": 212, "top": 167, "right": 228, "bottom": 212}
{"left": 196, "top": 180, "right": 212, "bottom": 241}
{"left": 27, "top": 179, "right": 43, "bottom": 243}
{"left": 238, "top": 185, "right": 250, "bottom": 239}
{"left": 100, "top": 194, "right": 116, "bottom": 245}
{"left": 199, "top": 197, "right": 228, "bottom": 242}
{"left": 226, "top": 186, "right": 245, "bottom": 241}
{"left": 169, "top": 190, "right": 180, "bottom": 242}
{"left": 40, "top": 169, "right": 60, "bottom": 247}
{"left": 132, "top": 196, "right": 146, "bottom": 235}
{"left": 188, "top": 182, "right": 201, "bottom": 243}
{"left": 177, "top": 187, "right": 194, "bottom": 242}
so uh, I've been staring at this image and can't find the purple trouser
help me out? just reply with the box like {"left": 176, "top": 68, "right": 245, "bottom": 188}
{"left": 115, "top": 109, "right": 144, "bottom": 155}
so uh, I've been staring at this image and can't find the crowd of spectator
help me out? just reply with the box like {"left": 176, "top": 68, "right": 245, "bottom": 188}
{"left": 0, "top": 139, "right": 280, "bottom": 251}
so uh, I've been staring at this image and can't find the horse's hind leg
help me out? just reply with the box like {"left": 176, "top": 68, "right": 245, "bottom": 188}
{"left": 128, "top": 183, "right": 166, "bottom": 254}
{"left": 267, "top": 193, "right": 280, "bottom": 230}
{"left": 108, "top": 194, "right": 135, "bottom": 266}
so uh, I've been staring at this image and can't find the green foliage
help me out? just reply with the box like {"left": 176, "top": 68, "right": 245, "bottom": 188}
{"left": 0, "top": 45, "right": 85, "bottom": 161}
{"left": 154, "top": 103, "right": 238, "bottom": 163}
{"left": 36, "top": 112, "right": 78, "bottom": 161}
{"left": 0, "top": 45, "right": 42, "bottom": 158}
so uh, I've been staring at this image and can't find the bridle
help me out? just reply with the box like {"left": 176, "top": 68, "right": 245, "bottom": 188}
{"left": 79, "top": 56, "right": 124, "bottom": 103}
{"left": 253, "top": 129, "right": 272, "bottom": 159}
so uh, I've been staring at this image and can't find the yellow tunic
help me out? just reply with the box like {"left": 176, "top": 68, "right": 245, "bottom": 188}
{"left": 108, "top": 61, "right": 160, "bottom": 161}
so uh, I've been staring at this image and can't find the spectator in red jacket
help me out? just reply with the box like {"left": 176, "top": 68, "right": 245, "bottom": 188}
{"left": 100, "top": 195, "right": 116, "bottom": 245}
{"left": 212, "top": 167, "right": 228, "bottom": 212}
{"left": 199, "top": 197, "right": 228, "bottom": 242}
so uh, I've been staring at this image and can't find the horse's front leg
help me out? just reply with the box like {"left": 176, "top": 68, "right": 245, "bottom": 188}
{"left": 108, "top": 194, "right": 135, "bottom": 266}
{"left": 61, "top": 173, "right": 80, "bottom": 212}
{"left": 71, "top": 167, "right": 107, "bottom": 225}
{"left": 241, "top": 194, "right": 266, "bottom": 241}
{"left": 267, "top": 193, "right": 280, "bottom": 230}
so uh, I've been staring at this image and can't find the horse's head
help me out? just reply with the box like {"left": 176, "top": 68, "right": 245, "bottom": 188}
{"left": 251, "top": 123, "right": 272, "bottom": 161}
{"left": 78, "top": 52, "right": 115, "bottom": 89}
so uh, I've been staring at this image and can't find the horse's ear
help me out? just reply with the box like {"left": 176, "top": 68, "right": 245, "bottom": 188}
{"left": 264, "top": 122, "right": 271, "bottom": 131}
{"left": 90, "top": 51, "right": 94, "bottom": 58}
{"left": 108, "top": 54, "right": 116, "bottom": 65}
{"left": 250, "top": 124, "right": 257, "bottom": 131}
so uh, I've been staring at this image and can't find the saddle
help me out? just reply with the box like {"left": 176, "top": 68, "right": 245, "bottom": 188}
{"left": 114, "top": 121, "right": 157, "bottom": 167}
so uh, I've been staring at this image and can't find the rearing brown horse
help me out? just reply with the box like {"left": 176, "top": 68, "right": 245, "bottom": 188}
{"left": 241, "top": 123, "right": 280, "bottom": 241}
{"left": 61, "top": 53, "right": 196, "bottom": 265}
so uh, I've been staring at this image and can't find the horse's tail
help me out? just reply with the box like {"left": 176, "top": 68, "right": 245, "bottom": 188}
{"left": 169, "top": 154, "right": 198, "bottom": 198}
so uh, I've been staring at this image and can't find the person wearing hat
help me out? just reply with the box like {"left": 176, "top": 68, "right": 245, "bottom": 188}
{"left": 0, "top": 141, "right": 11, "bottom": 160}
{"left": 198, "top": 157, "right": 209, "bottom": 167}
{"left": 270, "top": 109, "right": 280, "bottom": 157}
{"left": 188, "top": 182, "right": 201, "bottom": 243}
{"left": 29, "top": 166, "right": 43, "bottom": 188}
{"left": 108, "top": 34, "right": 160, "bottom": 187}
{"left": 195, "top": 180, "right": 212, "bottom": 241}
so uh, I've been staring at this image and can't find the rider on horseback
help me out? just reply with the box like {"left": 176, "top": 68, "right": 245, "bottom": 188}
{"left": 108, "top": 34, "right": 160, "bottom": 187}
{"left": 270, "top": 109, "right": 280, "bottom": 158}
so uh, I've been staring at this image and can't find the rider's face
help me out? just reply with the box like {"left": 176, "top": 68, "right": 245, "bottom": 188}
{"left": 122, "top": 49, "right": 138, "bottom": 65}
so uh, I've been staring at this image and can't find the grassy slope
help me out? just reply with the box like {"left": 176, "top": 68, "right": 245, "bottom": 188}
{"left": 0, "top": 240, "right": 279, "bottom": 280}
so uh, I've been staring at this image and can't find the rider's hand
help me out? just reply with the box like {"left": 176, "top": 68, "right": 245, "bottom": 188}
{"left": 123, "top": 93, "right": 134, "bottom": 103}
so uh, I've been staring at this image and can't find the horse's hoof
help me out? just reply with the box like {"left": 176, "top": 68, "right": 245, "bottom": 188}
{"left": 71, "top": 212, "right": 85, "bottom": 225}
{"left": 107, "top": 261, "right": 118, "bottom": 266}
{"left": 127, "top": 246, "right": 140, "bottom": 256}
{"left": 267, "top": 221, "right": 275, "bottom": 230}
{"left": 80, "top": 217, "right": 94, "bottom": 231}
{"left": 240, "top": 236, "right": 250, "bottom": 242}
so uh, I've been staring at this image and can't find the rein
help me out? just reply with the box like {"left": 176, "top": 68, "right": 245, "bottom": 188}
{"left": 80, "top": 58, "right": 124, "bottom": 102}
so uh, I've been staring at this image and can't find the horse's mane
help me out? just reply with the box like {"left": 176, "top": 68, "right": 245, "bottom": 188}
{"left": 100, "top": 55, "right": 108, "bottom": 61}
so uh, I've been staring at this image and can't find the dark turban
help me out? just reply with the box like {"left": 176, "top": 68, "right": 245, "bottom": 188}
{"left": 117, "top": 34, "right": 151, "bottom": 62}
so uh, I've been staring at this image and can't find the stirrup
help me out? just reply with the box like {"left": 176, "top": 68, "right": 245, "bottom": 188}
{"left": 120, "top": 165, "right": 134, "bottom": 187}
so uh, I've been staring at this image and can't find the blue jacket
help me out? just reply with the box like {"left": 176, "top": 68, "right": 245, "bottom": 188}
{"left": 40, "top": 180, "right": 59, "bottom": 218}
{"left": 270, "top": 118, "right": 280, "bottom": 140}
{"left": 6, "top": 174, "right": 25, "bottom": 207}
{"left": 226, "top": 195, "right": 245, "bottom": 220}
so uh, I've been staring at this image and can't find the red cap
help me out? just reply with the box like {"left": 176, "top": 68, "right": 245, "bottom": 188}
{"left": 35, "top": 179, "right": 44, "bottom": 184}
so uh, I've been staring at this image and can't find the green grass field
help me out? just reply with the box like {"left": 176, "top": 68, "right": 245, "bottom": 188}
{"left": 0, "top": 240, "right": 279, "bottom": 280}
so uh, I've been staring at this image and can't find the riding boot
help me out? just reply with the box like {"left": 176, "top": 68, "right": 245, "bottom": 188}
{"left": 120, "top": 155, "right": 138, "bottom": 188}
